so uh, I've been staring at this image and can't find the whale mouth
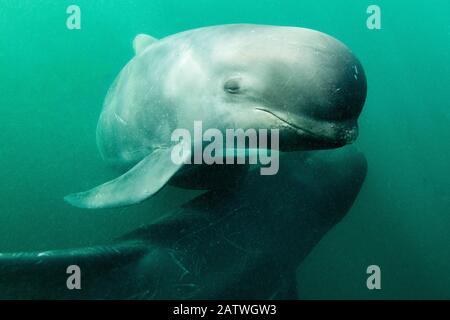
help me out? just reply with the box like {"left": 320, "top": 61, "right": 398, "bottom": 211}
{"left": 255, "top": 107, "right": 355, "bottom": 148}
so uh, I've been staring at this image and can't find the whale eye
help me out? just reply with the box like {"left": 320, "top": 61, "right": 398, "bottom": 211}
{"left": 224, "top": 78, "right": 241, "bottom": 94}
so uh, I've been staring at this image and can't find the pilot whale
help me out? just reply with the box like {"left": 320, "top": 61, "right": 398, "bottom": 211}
{"left": 64, "top": 24, "right": 367, "bottom": 209}
{"left": 1, "top": 147, "right": 367, "bottom": 299}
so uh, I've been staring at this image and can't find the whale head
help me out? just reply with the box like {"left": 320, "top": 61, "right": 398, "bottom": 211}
{"left": 202, "top": 25, "right": 367, "bottom": 151}
{"left": 64, "top": 25, "right": 368, "bottom": 210}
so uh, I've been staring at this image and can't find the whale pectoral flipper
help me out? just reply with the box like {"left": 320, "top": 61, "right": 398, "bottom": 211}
{"left": 0, "top": 242, "right": 149, "bottom": 299}
{"left": 64, "top": 146, "right": 190, "bottom": 209}
{"left": 133, "top": 33, "right": 158, "bottom": 55}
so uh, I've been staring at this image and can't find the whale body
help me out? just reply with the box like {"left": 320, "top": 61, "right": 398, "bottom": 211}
{"left": 64, "top": 24, "right": 367, "bottom": 209}
{"left": 1, "top": 147, "right": 367, "bottom": 299}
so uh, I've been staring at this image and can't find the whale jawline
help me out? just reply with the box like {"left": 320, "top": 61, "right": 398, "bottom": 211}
{"left": 254, "top": 107, "right": 345, "bottom": 147}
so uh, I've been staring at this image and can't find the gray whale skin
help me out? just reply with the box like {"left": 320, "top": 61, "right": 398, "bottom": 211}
{"left": 64, "top": 24, "right": 367, "bottom": 210}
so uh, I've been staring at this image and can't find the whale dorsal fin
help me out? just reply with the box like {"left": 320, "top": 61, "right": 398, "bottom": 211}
{"left": 133, "top": 33, "right": 158, "bottom": 55}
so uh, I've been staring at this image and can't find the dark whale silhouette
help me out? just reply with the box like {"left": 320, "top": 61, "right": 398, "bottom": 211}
{"left": 0, "top": 146, "right": 367, "bottom": 299}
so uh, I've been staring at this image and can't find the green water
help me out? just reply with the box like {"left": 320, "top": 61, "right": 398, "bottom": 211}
{"left": 0, "top": 0, "right": 449, "bottom": 299}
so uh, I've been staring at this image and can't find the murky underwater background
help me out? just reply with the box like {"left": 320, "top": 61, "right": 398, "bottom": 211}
{"left": 0, "top": 0, "right": 449, "bottom": 299}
